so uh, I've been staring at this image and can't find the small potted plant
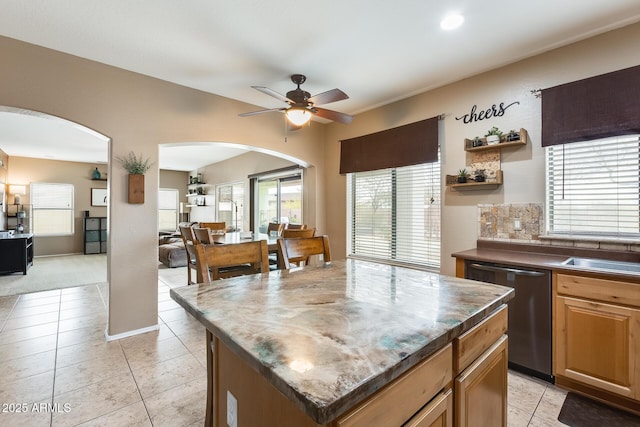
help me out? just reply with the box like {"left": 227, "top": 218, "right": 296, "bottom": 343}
{"left": 485, "top": 127, "right": 503, "bottom": 145}
{"left": 457, "top": 168, "right": 469, "bottom": 183}
{"left": 472, "top": 136, "right": 483, "bottom": 147}
{"left": 506, "top": 129, "right": 520, "bottom": 142}
{"left": 116, "top": 151, "right": 152, "bottom": 204}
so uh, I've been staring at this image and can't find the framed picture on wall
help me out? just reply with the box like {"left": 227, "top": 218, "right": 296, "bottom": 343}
{"left": 91, "top": 188, "right": 108, "bottom": 206}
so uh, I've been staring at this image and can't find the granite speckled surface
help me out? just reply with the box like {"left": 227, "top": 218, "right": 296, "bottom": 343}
{"left": 170, "top": 259, "right": 514, "bottom": 423}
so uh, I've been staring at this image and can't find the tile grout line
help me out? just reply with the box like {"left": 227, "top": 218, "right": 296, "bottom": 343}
{"left": 50, "top": 290, "right": 62, "bottom": 427}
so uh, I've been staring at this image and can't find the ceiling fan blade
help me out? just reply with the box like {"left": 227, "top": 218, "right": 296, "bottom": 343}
{"left": 238, "top": 108, "right": 284, "bottom": 117}
{"left": 252, "top": 86, "right": 294, "bottom": 104}
{"left": 313, "top": 107, "right": 353, "bottom": 124}
{"left": 308, "top": 88, "right": 349, "bottom": 106}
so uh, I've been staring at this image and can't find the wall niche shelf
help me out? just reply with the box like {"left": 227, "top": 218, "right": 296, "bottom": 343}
{"left": 446, "top": 170, "right": 503, "bottom": 190}
{"left": 464, "top": 128, "right": 528, "bottom": 152}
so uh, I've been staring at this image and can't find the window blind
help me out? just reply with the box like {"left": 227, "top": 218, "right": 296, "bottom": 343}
{"left": 546, "top": 135, "right": 640, "bottom": 237}
{"left": 347, "top": 157, "right": 441, "bottom": 270}
{"left": 31, "top": 182, "right": 74, "bottom": 236}
{"left": 158, "top": 188, "right": 178, "bottom": 231}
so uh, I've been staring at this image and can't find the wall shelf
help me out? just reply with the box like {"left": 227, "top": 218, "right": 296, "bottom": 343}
{"left": 446, "top": 170, "right": 503, "bottom": 190}
{"left": 464, "top": 128, "right": 528, "bottom": 152}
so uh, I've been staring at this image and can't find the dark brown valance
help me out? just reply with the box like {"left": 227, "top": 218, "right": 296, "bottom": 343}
{"left": 542, "top": 64, "right": 640, "bottom": 147}
{"left": 339, "top": 117, "right": 438, "bottom": 174}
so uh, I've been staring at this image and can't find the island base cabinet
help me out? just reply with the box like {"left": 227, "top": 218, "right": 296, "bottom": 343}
{"left": 555, "top": 295, "right": 639, "bottom": 400}
{"left": 404, "top": 389, "right": 453, "bottom": 427}
{"left": 454, "top": 335, "right": 508, "bottom": 427}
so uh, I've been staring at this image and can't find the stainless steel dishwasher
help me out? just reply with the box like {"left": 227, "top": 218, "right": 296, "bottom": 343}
{"left": 464, "top": 260, "right": 553, "bottom": 382}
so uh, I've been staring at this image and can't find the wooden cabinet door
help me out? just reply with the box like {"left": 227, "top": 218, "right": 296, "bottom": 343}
{"left": 404, "top": 389, "right": 452, "bottom": 427}
{"left": 454, "top": 335, "right": 508, "bottom": 427}
{"left": 555, "top": 296, "right": 639, "bottom": 399}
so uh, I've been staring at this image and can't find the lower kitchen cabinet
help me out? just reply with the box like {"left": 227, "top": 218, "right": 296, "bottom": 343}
{"left": 554, "top": 272, "right": 640, "bottom": 409}
{"left": 404, "top": 389, "right": 452, "bottom": 427}
{"left": 454, "top": 335, "right": 508, "bottom": 427}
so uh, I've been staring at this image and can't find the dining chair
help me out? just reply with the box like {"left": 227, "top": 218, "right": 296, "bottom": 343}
{"left": 277, "top": 235, "right": 331, "bottom": 269}
{"left": 193, "top": 227, "right": 215, "bottom": 244}
{"left": 266, "top": 222, "right": 284, "bottom": 236}
{"left": 179, "top": 224, "right": 198, "bottom": 285}
{"left": 281, "top": 228, "right": 315, "bottom": 239}
{"left": 192, "top": 240, "right": 269, "bottom": 284}
{"left": 285, "top": 223, "right": 307, "bottom": 230}
{"left": 199, "top": 222, "right": 226, "bottom": 233}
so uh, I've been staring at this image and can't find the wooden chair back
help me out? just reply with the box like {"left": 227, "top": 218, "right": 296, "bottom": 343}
{"left": 285, "top": 223, "right": 307, "bottom": 230}
{"left": 179, "top": 225, "right": 198, "bottom": 285}
{"left": 199, "top": 222, "right": 226, "bottom": 232}
{"left": 192, "top": 240, "right": 269, "bottom": 284}
{"left": 193, "top": 227, "right": 214, "bottom": 244}
{"left": 267, "top": 222, "right": 284, "bottom": 236}
{"left": 277, "top": 235, "right": 331, "bottom": 269}
{"left": 281, "top": 228, "right": 315, "bottom": 239}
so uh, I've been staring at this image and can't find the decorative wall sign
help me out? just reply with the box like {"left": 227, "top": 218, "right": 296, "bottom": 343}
{"left": 455, "top": 101, "right": 519, "bottom": 124}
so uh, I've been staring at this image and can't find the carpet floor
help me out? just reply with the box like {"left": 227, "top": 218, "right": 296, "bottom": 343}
{"left": 558, "top": 392, "right": 640, "bottom": 426}
{"left": 0, "top": 254, "right": 107, "bottom": 297}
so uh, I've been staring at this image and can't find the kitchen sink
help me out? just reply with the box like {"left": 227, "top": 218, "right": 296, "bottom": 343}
{"left": 562, "top": 257, "right": 640, "bottom": 274}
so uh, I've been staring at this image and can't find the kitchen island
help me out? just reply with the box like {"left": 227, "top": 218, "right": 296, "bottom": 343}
{"left": 170, "top": 259, "right": 514, "bottom": 426}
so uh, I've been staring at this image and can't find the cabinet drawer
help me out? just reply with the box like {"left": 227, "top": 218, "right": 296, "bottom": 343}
{"left": 404, "top": 389, "right": 452, "bottom": 427}
{"left": 556, "top": 273, "right": 640, "bottom": 308}
{"left": 337, "top": 344, "right": 452, "bottom": 427}
{"left": 454, "top": 305, "right": 507, "bottom": 375}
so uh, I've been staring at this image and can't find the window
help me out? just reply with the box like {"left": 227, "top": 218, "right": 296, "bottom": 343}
{"left": 158, "top": 188, "right": 179, "bottom": 232}
{"left": 347, "top": 158, "right": 441, "bottom": 270}
{"left": 546, "top": 135, "right": 640, "bottom": 237}
{"left": 253, "top": 169, "right": 303, "bottom": 232}
{"left": 31, "top": 183, "right": 74, "bottom": 236}
{"left": 216, "top": 182, "right": 244, "bottom": 231}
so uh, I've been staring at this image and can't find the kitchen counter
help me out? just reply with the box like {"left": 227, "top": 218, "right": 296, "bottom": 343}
{"left": 170, "top": 259, "right": 514, "bottom": 425}
{"left": 452, "top": 240, "right": 640, "bottom": 279}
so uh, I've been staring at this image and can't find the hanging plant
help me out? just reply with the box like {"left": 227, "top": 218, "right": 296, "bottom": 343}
{"left": 116, "top": 151, "right": 152, "bottom": 175}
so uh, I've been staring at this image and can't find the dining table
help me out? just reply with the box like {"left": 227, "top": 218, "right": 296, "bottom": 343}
{"left": 209, "top": 230, "right": 279, "bottom": 251}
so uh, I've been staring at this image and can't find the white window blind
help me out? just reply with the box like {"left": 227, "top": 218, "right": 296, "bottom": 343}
{"left": 546, "top": 135, "right": 640, "bottom": 237}
{"left": 347, "top": 159, "right": 441, "bottom": 270}
{"left": 31, "top": 183, "right": 74, "bottom": 236}
{"left": 158, "top": 189, "right": 178, "bottom": 231}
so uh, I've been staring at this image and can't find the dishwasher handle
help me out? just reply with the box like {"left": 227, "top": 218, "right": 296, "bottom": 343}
{"left": 469, "top": 263, "right": 546, "bottom": 277}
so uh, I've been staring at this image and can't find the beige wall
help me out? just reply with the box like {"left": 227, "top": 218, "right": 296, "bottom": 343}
{"left": 7, "top": 156, "right": 108, "bottom": 255}
{"left": 325, "top": 22, "right": 640, "bottom": 276}
{"left": 0, "top": 35, "right": 326, "bottom": 336}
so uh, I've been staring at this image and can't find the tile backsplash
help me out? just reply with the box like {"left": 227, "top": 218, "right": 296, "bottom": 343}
{"left": 478, "top": 203, "right": 543, "bottom": 242}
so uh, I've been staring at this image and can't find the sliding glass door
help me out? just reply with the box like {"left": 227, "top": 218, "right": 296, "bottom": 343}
{"left": 254, "top": 170, "right": 302, "bottom": 233}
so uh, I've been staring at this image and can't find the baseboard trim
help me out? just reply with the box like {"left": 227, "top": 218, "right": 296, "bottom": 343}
{"left": 104, "top": 324, "right": 160, "bottom": 342}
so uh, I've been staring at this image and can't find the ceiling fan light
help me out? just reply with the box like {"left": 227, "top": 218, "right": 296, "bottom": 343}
{"left": 286, "top": 108, "right": 312, "bottom": 126}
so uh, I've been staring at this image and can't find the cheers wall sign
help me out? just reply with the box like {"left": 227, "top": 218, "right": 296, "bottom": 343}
{"left": 455, "top": 101, "right": 519, "bottom": 124}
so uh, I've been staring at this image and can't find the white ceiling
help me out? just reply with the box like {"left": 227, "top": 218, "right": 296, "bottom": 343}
{"left": 1, "top": 0, "right": 640, "bottom": 171}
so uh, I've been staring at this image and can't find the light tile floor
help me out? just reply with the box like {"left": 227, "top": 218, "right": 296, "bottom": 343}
{"left": 0, "top": 273, "right": 569, "bottom": 426}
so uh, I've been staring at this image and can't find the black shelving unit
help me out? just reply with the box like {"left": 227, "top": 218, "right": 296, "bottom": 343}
{"left": 84, "top": 216, "right": 107, "bottom": 254}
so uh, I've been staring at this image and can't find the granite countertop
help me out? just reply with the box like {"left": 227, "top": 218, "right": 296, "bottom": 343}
{"left": 170, "top": 258, "right": 514, "bottom": 424}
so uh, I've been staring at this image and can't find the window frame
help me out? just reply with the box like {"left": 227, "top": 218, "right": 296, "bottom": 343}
{"left": 30, "top": 182, "right": 74, "bottom": 237}
{"left": 545, "top": 135, "right": 640, "bottom": 239}
{"left": 158, "top": 188, "right": 179, "bottom": 232}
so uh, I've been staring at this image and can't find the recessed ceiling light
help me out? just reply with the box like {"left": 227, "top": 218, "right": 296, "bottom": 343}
{"left": 440, "top": 13, "right": 464, "bottom": 30}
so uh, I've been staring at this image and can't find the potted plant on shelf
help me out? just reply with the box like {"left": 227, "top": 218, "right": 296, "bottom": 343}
{"left": 506, "top": 129, "right": 520, "bottom": 142}
{"left": 485, "top": 127, "right": 503, "bottom": 145}
{"left": 457, "top": 168, "right": 469, "bottom": 183}
{"left": 472, "top": 136, "right": 484, "bottom": 147}
{"left": 116, "top": 151, "right": 152, "bottom": 204}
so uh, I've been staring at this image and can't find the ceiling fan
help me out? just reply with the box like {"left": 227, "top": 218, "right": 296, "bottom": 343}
{"left": 239, "top": 74, "right": 353, "bottom": 126}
